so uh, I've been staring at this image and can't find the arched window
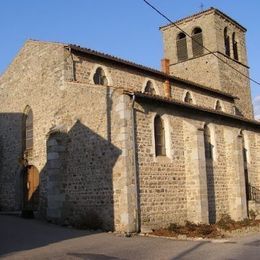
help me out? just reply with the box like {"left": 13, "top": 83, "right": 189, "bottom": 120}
{"left": 192, "top": 27, "right": 204, "bottom": 57}
{"left": 232, "top": 32, "right": 239, "bottom": 61}
{"left": 144, "top": 81, "right": 156, "bottom": 95}
{"left": 25, "top": 108, "right": 33, "bottom": 151}
{"left": 184, "top": 91, "right": 193, "bottom": 104}
{"left": 204, "top": 125, "right": 212, "bottom": 160}
{"left": 224, "top": 27, "right": 230, "bottom": 57}
{"left": 177, "top": 32, "right": 188, "bottom": 62}
{"left": 215, "top": 100, "right": 222, "bottom": 111}
{"left": 154, "top": 116, "right": 166, "bottom": 156}
{"left": 93, "top": 67, "right": 108, "bottom": 86}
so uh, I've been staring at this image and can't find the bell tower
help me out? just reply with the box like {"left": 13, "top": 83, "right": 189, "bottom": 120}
{"left": 160, "top": 8, "right": 253, "bottom": 118}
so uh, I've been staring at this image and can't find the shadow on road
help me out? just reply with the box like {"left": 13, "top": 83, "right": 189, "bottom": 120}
{"left": 0, "top": 215, "right": 99, "bottom": 256}
{"left": 67, "top": 253, "right": 125, "bottom": 260}
{"left": 172, "top": 241, "right": 209, "bottom": 259}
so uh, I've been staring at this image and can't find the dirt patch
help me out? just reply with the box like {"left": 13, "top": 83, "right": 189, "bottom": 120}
{"left": 152, "top": 221, "right": 223, "bottom": 239}
{"left": 150, "top": 215, "right": 260, "bottom": 239}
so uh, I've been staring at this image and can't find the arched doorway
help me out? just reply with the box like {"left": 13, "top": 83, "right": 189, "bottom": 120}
{"left": 22, "top": 165, "right": 39, "bottom": 211}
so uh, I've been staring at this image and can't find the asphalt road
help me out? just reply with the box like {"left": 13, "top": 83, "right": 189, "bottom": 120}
{"left": 0, "top": 215, "right": 260, "bottom": 259}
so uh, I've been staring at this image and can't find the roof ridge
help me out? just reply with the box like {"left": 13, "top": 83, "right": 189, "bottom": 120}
{"left": 68, "top": 44, "right": 236, "bottom": 100}
{"left": 126, "top": 91, "right": 260, "bottom": 127}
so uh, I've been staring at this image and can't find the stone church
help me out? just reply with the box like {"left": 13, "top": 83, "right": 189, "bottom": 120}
{"left": 0, "top": 7, "right": 259, "bottom": 233}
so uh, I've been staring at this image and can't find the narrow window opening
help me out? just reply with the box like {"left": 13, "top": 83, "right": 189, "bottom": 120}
{"left": 184, "top": 92, "right": 193, "bottom": 104}
{"left": 25, "top": 108, "right": 33, "bottom": 151}
{"left": 215, "top": 100, "right": 222, "bottom": 111}
{"left": 144, "top": 81, "right": 156, "bottom": 95}
{"left": 241, "top": 131, "right": 250, "bottom": 201}
{"left": 154, "top": 116, "right": 166, "bottom": 156}
{"left": 93, "top": 67, "right": 108, "bottom": 86}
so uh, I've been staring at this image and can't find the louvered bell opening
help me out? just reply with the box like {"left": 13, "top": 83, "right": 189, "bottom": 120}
{"left": 233, "top": 42, "right": 239, "bottom": 61}
{"left": 225, "top": 36, "right": 230, "bottom": 56}
{"left": 177, "top": 38, "right": 188, "bottom": 62}
{"left": 192, "top": 33, "right": 204, "bottom": 57}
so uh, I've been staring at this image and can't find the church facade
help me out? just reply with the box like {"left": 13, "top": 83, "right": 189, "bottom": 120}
{"left": 0, "top": 8, "right": 259, "bottom": 232}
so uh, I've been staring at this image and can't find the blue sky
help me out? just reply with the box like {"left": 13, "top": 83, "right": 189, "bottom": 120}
{"left": 1, "top": 0, "right": 260, "bottom": 117}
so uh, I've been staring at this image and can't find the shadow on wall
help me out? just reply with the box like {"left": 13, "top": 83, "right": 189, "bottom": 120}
{"left": 0, "top": 112, "right": 122, "bottom": 231}
{"left": 44, "top": 120, "right": 122, "bottom": 231}
{"left": 0, "top": 113, "right": 25, "bottom": 211}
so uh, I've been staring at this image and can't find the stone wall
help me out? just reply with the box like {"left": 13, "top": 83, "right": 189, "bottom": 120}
{"left": 0, "top": 40, "right": 65, "bottom": 211}
{"left": 217, "top": 54, "right": 253, "bottom": 118}
{"left": 173, "top": 82, "right": 234, "bottom": 113}
{"left": 69, "top": 51, "right": 235, "bottom": 116}
{"left": 134, "top": 98, "right": 260, "bottom": 228}
{"left": 134, "top": 103, "right": 187, "bottom": 230}
{"left": 0, "top": 40, "right": 138, "bottom": 231}
{"left": 48, "top": 81, "right": 137, "bottom": 231}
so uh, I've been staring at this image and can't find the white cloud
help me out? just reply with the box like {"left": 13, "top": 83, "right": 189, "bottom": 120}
{"left": 254, "top": 96, "right": 260, "bottom": 102}
{"left": 253, "top": 95, "right": 260, "bottom": 120}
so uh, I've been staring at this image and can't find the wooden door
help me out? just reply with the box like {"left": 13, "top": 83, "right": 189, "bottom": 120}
{"left": 23, "top": 165, "right": 39, "bottom": 210}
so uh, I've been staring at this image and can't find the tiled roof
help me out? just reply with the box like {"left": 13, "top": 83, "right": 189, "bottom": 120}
{"left": 125, "top": 91, "right": 260, "bottom": 129}
{"left": 160, "top": 7, "right": 246, "bottom": 32}
{"left": 68, "top": 44, "right": 236, "bottom": 100}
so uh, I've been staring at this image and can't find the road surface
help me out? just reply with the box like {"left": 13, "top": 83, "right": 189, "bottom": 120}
{"left": 0, "top": 215, "right": 260, "bottom": 259}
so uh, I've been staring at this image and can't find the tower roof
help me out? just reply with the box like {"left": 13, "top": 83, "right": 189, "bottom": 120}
{"left": 160, "top": 7, "right": 246, "bottom": 32}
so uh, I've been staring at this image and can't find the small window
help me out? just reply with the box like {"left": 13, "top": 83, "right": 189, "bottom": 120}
{"left": 25, "top": 108, "right": 33, "bottom": 150}
{"left": 184, "top": 92, "right": 193, "bottom": 104}
{"left": 204, "top": 125, "right": 212, "bottom": 160}
{"left": 224, "top": 27, "right": 230, "bottom": 57}
{"left": 192, "top": 27, "right": 204, "bottom": 57}
{"left": 144, "top": 81, "right": 156, "bottom": 95}
{"left": 154, "top": 115, "right": 166, "bottom": 156}
{"left": 232, "top": 33, "right": 239, "bottom": 61}
{"left": 215, "top": 100, "right": 222, "bottom": 111}
{"left": 177, "top": 33, "right": 188, "bottom": 62}
{"left": 93, "top": 67, "right": 108, "bottom": 85}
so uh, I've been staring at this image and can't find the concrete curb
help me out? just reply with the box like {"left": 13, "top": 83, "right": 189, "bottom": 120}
{"left": 139, "top": 233, "right": 232, "bottom": 243}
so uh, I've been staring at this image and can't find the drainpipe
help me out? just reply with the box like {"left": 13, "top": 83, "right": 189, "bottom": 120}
{"left": 131, "top": 94, "right": 140, "bottom": 232}
{"left": 161, "top": 58, "right": 171, "bottom": 98}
